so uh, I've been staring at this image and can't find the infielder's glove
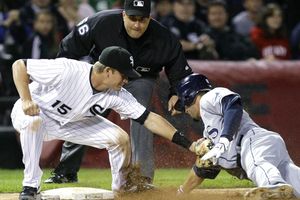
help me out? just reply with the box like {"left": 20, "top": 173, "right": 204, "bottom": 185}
{"left": 194, "top": 138, "right": 215, "bottom": 168}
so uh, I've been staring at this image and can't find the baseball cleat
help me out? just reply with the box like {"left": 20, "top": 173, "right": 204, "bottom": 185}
{"left": 137, "top": 182, "right": 156, "bottom": 192}
{"left": 19, "top": 186, "right": 41, "bottom": 200}
{"left": 125, "top": 182, "right": 156, "bottom": 193}
{"left": 44, "top": 172, "right": 78, "bottom": 184}
{"left": 244, "top": 183, "right": 294, "bottom": 200}
{"left": 117, "top": 179, "right": 157, "bottom": 196}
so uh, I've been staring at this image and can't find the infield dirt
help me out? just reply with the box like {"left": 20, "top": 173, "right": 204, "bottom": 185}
{"left": 118, "top": 187, "right": 299, "bottom": 200}
{"left": 1, "top": 188, "right": 299, "bottom": 200}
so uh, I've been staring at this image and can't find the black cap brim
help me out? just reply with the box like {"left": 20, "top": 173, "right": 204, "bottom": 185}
{"left": 125, "top": 10, "right": 150, "bottom": 17}
{"left": 122, "top": 69, "right": 141, "bottom": 79}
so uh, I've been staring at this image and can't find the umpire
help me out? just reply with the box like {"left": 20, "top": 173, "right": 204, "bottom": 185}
{"left": 45, "top": 0, "right": 193, "bottom": 185}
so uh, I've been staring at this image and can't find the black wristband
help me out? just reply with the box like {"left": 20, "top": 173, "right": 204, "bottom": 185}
{"left": 171, "top": 131, "right": 192, "bottom": 149}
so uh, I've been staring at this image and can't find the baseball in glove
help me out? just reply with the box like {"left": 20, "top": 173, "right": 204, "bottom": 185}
{"left": 194, "top": 138, "right": 215, "bottom": 168}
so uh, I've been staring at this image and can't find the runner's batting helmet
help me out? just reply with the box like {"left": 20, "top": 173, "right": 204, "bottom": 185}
{"left": 175, "top": 73, "right": 212, "bottom": 111}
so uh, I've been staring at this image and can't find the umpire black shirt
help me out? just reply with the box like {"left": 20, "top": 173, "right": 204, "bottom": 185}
{"left": 57, "top": 9, "right": 193, "bottom": 95}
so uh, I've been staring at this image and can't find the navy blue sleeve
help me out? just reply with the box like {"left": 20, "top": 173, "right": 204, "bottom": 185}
{"left": 221, "top": 94, "right": 243, "bottom": 141}
{"left": 193, "top": 165, "right": 221, "bottom": 179}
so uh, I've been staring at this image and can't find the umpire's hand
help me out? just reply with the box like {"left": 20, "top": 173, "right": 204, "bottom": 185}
{"left": 169, "top": 95, "right": 182, "bottom": 116}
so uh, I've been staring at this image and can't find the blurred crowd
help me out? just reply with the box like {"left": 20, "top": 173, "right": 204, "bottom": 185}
{"left": 0, "top": 0, "right": 300, "bottom": 125}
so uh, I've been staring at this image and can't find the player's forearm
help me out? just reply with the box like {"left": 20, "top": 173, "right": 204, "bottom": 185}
{"left": 12, "top": 59, "right": 32, "bottom": 101}
{"left": 144, "top": 112, "right": 176, "bottom": 140}
{"left": 180, "top": 169, "right": 204, "bottom": 193}
{"left": 144, "top": 112, "right": 193, "bottom": 150}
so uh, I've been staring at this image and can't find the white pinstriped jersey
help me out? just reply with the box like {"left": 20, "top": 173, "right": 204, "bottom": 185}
{"left": 27, "top": 58, "right": 146, "bottom": 126}
{"left": 200, "top": 87, "right": 258, "bottom": 168}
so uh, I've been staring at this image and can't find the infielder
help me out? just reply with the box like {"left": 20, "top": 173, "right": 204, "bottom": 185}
{"left": 173, "top": 73, "right": 300, "bottom": 199}
{"left": 11, "top": 46, "right": 196, "bottom": 200}
{"left": 45, "top": 0, "right": 194, "bottom": 185}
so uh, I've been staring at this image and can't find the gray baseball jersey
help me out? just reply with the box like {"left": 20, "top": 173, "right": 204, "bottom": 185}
{"left": 200, "top": 87, "right": 300, "bottom": 197}
{"left": 200, "top": 87, "right": 258, "bottom": 168}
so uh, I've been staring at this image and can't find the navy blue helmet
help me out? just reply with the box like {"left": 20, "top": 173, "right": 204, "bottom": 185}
{"left": 175, "top": 73, "right": 212, "bottom": 111}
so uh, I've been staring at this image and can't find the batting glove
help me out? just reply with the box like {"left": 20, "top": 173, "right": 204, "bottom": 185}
{"left": 201, "top": 137, "right": 230, "bottom": 164}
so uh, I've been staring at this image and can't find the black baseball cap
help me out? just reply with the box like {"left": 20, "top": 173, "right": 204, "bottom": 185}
{"left": 124, "top": 0, "right": 151, "bottom": 17}
{"left": 98, "top": 46, "right": 141, "bottom": 79}
{"left": 175, "top": 0, "right": 195, "bottom": 2}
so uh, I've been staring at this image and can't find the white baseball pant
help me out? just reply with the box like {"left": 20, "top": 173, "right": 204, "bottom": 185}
{"left": 11, "top": 99, "right": 131, "bottom": 192}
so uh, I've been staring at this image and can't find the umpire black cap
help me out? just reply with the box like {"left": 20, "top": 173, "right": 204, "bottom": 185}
{"left": 99, "top": 46, "right": 141, "bottom": 79}
{"left": 124, "top": 0, "right": 151, "bottom": 17}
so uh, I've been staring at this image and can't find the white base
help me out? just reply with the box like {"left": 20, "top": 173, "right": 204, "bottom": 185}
{"left": 41, "top": 187, "right": 114, "bottom": 200}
